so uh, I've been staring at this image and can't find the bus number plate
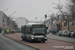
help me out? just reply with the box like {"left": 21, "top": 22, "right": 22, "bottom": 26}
{"left": 38, "top": 39, "right": 41, "bottom": 41}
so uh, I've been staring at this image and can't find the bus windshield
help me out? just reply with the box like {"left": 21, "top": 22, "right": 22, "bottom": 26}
{"left": 33, "top": 28, "right": 46, "bottom": 33}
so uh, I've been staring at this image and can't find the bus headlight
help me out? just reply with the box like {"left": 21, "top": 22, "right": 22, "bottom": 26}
{"left": 32, "top": 37, "right": 34, "bottom": 39}
{"left": 45, "top": 37, "right": 47, "bottom": 39}
{"left": 31, "top": 35, "right": 34, "bottom": 39}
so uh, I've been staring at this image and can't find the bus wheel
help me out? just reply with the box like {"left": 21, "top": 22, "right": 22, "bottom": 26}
{"left": 22, "top": 37, "right": 25, "bottom": 40}
{"left": 21, "top": 36, "right": 24, "bottom": 40}
{"left": 30, "top": 40, "right": 33, "bottom": 43}
{"left": 22, "top": 38, "right": 25, "bottom": 40}
{"left": 43, "top": 41, "right": 45, "bottom": 43}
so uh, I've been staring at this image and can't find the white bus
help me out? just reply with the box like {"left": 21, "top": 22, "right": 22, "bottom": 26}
{"left": 21, "top": 23, "right": 48, "bottom": 42}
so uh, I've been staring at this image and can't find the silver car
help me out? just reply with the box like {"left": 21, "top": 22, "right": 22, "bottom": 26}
{"left": 62, "top": 30, "right": 69, "bottom": 36}
{"left": 58, "top": 31, "right": 63, "bottom": 36}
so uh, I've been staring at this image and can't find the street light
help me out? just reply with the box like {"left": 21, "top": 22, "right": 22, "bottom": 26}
{"left": 35, "top": 17, "right": 37, "bottom": 22}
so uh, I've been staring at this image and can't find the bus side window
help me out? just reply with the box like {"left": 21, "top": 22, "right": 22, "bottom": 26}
{"left": 26, "top": 27, "right": 31, "bottom": 34}
{"left": 28, "top": 28, "right": 32, "bottom": 34}
{"left": 21, "top": 27, "right": 24, "bottom": 33}
{"left": 24, "top": 26, "right": 26, "bottom": 33}
{"left": 30, "top": 28, "right": 32, "bottom": 31}
{"left": 26, "top": 27, "right": 28, "bottom": 33}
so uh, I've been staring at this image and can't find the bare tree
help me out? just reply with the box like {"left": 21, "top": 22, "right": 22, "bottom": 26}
{"left": 50, "top": 13, "right": 56, "bottom": 26}
{"left": 65, "top": 2, "right": 75, "bottom": 23}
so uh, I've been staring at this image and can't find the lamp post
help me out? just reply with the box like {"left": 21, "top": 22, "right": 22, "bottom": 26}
{"left": 35, "top": 17, "right": 37, "bottom": 23}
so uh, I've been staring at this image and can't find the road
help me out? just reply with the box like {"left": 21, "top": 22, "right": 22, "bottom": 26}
{"left": 0, "top": 34, "right": 36, "bottom": 50}
{"left": 47, "top": 34, "right": 75, "bottom": 43}
{"left": 3, "top": 33, "right": 75, "bottom": 50}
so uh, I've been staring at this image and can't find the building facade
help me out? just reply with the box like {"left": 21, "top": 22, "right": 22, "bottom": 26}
{"left": 0, "top": 11, "right": 10, "bottom": 31}
{"left": 0, "top": 11, "right": 17, "bottom": 32}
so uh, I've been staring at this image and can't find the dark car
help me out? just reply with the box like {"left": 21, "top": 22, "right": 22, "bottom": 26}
{"left": 65, "top": 31, "right": 70, "bottom": 37}
{"left": 49, "top": 29, "right": 53, "bottom": 33}
{"left": 11, "top": 30, "right": 16, "bottom": 33}
{"left": 52, "top": 30, "right": 57, "bottom": 34}
{"left": 66, "top": 31, "right": 73, "bottom": 37}
{"left": 70, "top": 32, "right": 75, "bottom": 38}
{"left": 47, "top": 29, "right": 50, "bottom": 34}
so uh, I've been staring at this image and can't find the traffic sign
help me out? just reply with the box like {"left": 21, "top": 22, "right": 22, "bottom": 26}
{"left": 3, "top": 24, "right": 5, "bottom": 27}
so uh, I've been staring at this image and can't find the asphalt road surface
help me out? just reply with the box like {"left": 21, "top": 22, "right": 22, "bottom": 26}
{"left": 0, "top": 34, "right": 36, "bottom": 50}
{"left": 47, "top": 34, "right": 75, "bottom": 43}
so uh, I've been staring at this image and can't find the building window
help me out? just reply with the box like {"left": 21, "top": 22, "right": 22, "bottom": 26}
{"left": 3, "top": 19, "right": 5, "bottom": 22}
{"left": 4, "top": 14, "right": 6, "bottom": 18}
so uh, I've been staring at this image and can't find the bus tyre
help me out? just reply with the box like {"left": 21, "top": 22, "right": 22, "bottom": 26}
{"left": 22, "top": 38, "right": 24, "bottom": 40}
{"left": 30, "top": 40, "right": 33, "bottom": 43}
{"left": 21, "top": 36, "right": 24, "bottom": 40}
{"left": 22, "top": 37, "right": 25, "bottom": 40}
{"left": 43, "top": 41, "right": 45, "bottom": 43}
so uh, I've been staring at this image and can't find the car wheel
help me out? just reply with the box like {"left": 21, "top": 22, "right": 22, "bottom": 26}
{"left": 70, "top": 34, "right": 73, "bottom": 38}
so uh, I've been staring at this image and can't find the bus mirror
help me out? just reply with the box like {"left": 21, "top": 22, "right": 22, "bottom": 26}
{"left": 30, "top": 28, "right": 32, "bottom": 31}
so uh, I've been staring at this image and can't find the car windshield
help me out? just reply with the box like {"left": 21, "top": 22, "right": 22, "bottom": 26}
{"left": 33, "top": 28, "right": 45, "bottom": 33}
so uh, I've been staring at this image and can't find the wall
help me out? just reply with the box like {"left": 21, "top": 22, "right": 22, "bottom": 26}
{"left": 0, "top": 11, "right": 11, "bottom": 31}
{"left": 0, "top": 11, "right": 3, "bottom": 30}
{"left": 62, "top": 25, "right": 75, "bottom": 31}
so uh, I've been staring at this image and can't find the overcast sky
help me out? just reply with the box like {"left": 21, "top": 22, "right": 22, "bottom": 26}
{"left": 0, "top": 0, "right": 71, "bottom": 21}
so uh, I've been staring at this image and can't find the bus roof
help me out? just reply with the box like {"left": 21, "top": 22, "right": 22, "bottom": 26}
{"left": 26, "top": 23, "right": 42, "bottom": 25}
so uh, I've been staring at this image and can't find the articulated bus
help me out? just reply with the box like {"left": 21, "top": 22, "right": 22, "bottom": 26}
{"left": 21, "top": 23, "right": 48, "bottom": 42}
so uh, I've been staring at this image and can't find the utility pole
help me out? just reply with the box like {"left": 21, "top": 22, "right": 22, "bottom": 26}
{"left": 35, "top": 17, "right": 37, "bottom": 22}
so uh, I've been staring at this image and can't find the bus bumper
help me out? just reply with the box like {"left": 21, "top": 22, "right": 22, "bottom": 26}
{"left": 31, "top": 37, "right": 47, "bottom": 41}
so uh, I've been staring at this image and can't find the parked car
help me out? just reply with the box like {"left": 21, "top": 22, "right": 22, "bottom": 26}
{"left": 65, "top": 31, "right": 73, "bottom": 37}
{"left": 47, "top": 29, "right": 50, "bottom": 34}
{"left": 11, "top": 30, "right": 16, "bottom": 33}
{"left": 70, "top": 32, "right": 75, "bottom": 38}
{"left": 58, "top": 31, "right": 63, "bottom": 36}
{"left": 62, "top": 30, "right": 69, "bottom": 36}
{"left": 47, "top": 29, "right": 57, "bottom": 34}
{"left": 51, "top": 30, "right": 57, "bottom": 34}
{"left": 58, "top": 30, "right": 69, "bottom": 36}
{"left": 47, "top": 29, "right": 53, "bottom": 33}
